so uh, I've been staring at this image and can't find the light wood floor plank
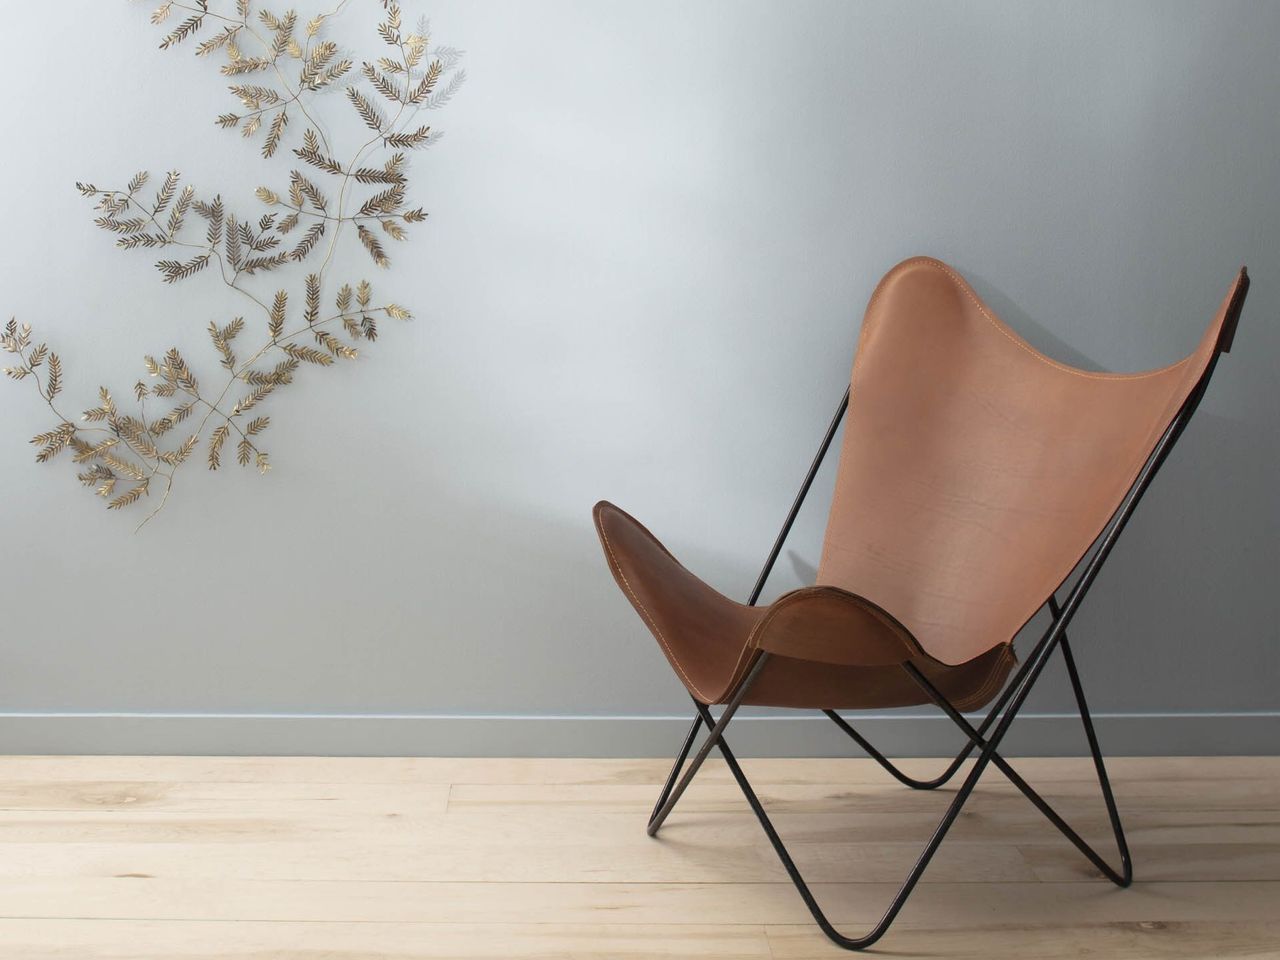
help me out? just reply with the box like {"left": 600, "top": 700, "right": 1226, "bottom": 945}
{"left": 446, "top": 776, "right": 1279, "bottom": 814}
{"left": 0, "top": 878, "right": 1272, "bottom": 926}
{"left": 0, "top": 837, "right": 1036, "bottom": 883}
{"left": 765, "top": 921, "right": 1280, "bottom": 959}
{"left": 1023, "top": 841, "right": 1280, "bottom": 882}
{"left": 0, "top": 779, "right": 449, "bottom": 813}
{"left": 0, "top": 802, "right": 1271, "bottom": 846}
{"left": 0, "top": 919, "right": 773, "bottom": 960}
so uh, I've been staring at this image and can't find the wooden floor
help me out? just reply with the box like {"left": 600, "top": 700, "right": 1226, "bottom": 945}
{"left": 0, "top": 755, "right": 1274, "bottom": 958}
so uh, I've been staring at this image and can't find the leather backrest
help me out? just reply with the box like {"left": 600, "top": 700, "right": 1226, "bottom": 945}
{"left": 818, "top": 257, "right": 1246, "bottom": 665}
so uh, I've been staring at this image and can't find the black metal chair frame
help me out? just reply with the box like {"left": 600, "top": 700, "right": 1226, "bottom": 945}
{"left": 644, "top": 332, "right": 1234, "bottom": 950}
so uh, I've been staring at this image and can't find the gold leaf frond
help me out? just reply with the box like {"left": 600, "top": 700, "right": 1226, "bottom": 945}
{"left": 196, "top": 26, "right": 238, "bottom": 57}
{"left": 281, "top": 342, "right": 334, "bottom": 366}
{"left": 102, "top": 450, "right": 150, "bottom": 482}
{"left": 269, "top": 290, "right": 287, "bottom": 339}
{"left": 356, "top": 224, "right": 389, "bottom": 267}
{"left": 107, "top": 479, "right": 150, "bottom": 510}
{"left": 160, "top": 10, "right": 207, "bottom": 50}
{"left": 289, "top": 221, "right": 325, "bottom": 262}
{"left": 45, "top": 353, "right": 62, "bottom": 399}
{"left": 157, "top": 254, "right": 211, "bottom": 284}
{"left": 263, "top": 108, "right": 289, "bottom": 159}
{"left": 304, "top": 273, "right": 320, "bottom": 324}
{"left": 362, "top": 62, "right": 402, "bottom": 103}
{"left": 72, "top": 437, "right": 118, "bottom": 464}
{"left": 208, "top": 423, "right": 230, "bottom": 470}
{"left": 153, "top": 171, "right": 180, "bottom": 215}
{"left": 357, "top": 185, "right": 404, "bottom": 217}
{"left": 408, "top": 60, "right": 443, "bottom": 105}
{"left": 289, "top": 171, "right": 328, "bottom": 212}
{"left": 346, "top": 88, "right": 385, "bottom": 133}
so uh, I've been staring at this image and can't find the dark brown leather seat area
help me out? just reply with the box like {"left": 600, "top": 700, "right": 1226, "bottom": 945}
{"left": 594, "top": 501, "right": 1016, "bottom": 709}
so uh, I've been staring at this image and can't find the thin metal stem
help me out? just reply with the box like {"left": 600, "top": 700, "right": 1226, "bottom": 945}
{"left": 1055, "top": 599, "right": 1133, "bottom": 883}
{"left": 822, "top": 661, "right": 1022, "bottom": 790}
{"left": 902, "top": 660, "right": 1130, "bottom": 885}
{"left": 647, "top": 655, "right": 769, "bottom": 836}
{"left": 647, "top": 714, "right": 703, "bottom": 828}
{"left": 747, "top": 389, "right": 849, "bottom": 606}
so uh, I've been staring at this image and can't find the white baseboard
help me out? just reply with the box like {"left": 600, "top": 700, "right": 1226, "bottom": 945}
{"left": 0, "top": 711, "right": 1274, "bottom": 756}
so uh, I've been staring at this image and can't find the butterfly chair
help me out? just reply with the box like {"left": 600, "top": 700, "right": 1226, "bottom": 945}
{"left": 593, "top": 256, "right": 1251, "bottom": 950}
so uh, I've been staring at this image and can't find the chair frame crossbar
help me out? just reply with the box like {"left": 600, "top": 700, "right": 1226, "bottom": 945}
{"left": 643, "top": 360, "right": 1219, "bottom": 951}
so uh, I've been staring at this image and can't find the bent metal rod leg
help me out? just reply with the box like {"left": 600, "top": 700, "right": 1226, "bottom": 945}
{"left": 902, "top": 660, "right": 1131, "bottom": 886}
{"left": 647, "top": 655, "right": 769, "bottom": 837}
{"left": 824, "top": 708, "right": 979, "bottom": 789}
{"left": 647, "top": 714, "right": 703, "bottom": 828}
{"left": 764, "top": 590, "right": 1083, "bottom": 949}
{"left": 1054, "top": 598, "right": 1133, "bottom": 882}
{"left": 822, "top": 662, "right": 1025, "bottom": 791}
{"left": 693, "top": 622, "right": 1067, "bottom": 951}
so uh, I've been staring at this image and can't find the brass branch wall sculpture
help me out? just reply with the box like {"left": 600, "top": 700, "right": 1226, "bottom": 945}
{"left": 2, "top": 0, "right": 463, "bottom": 528}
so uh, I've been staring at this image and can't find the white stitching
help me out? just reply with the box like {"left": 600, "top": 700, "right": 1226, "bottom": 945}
{"left": 599, "top": 510, "right": 1014, "bottom": 708}
{"left": 596, "top": 513, "right": 716, "bottom": 702}
{"left": 748, "top": 586, "right": 921, "bottom": 662}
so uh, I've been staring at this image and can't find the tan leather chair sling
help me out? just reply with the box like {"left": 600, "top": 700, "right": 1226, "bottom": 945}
{"left": 593, "top": 256, "right": 1251, "bottom": 951}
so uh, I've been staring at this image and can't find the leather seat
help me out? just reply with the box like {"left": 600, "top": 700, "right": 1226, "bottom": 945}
{"left": 594, "top": 501, "right": 1015, "bottom": 709}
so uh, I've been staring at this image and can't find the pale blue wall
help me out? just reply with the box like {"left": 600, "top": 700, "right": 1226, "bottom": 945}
{"left": 0, "top": 0, "right": 1274, "bottom": 754}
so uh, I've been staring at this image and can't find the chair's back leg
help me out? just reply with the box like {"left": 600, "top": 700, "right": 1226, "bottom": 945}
{"left": 823, "top": 661, "right": 1025, "bottom": 791}
{"left": 1059, "top": 630, "right": 1134, "bottom": 884}
{"left": 823, "top": 709, "right": 972, "bottom": 789}
{"left": 904, "top": 658, "right": 1132, "bottom": 886}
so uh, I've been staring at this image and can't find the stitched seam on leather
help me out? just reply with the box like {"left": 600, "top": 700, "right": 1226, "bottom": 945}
{"left": 749, "top": 587, "right": 921, "bottom": 664}
{"left": 720, "top": 629, "right": 760, "bottom": 704}
{"left": 867, "top": 257, "right": 1198, "bottom": 382}
{"left": 949, "top": 645, "right": 1016, "bottom": 712}
{"left": 596, "top": 519, "right": 714, "bottom": 702}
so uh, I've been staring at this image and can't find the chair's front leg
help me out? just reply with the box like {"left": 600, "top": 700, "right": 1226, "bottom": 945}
{"left": 698, "top": 697, "right": 1010, "bottom": 951}
{"left": 647, "top": 714, "right": 703, "bottom": 831}
{"left": 710, "top": 627, "right": 1068, "bottom": 950}
{"left": 646, "top": 654, "right": 770, "bottom": 836}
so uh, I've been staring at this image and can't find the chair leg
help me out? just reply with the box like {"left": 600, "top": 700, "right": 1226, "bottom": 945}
{"left": 821, "top": 665, "right": 1026, "bottom": 791}
{"left": 824, "top": 628, "right": 1045, "bottom": 791}
{"left": 822, "top": 710, "right": 972, "bottom": 789}
{"left": 646, "top": 628, "right": 1116, "bottom": 950}
{"left": 647, "top": 714, "right": 703, "bottom": 829}
{"left": 1060, "top": 633, "right": 1133, "bottom": 884}
{"left": 902, "top": 650, "right": 1132, "bottom": 886}
{"left": 653, "top": 647, "right": 1048, "bottom": 950}
{"left": 697, "top": 697, "right": 1013, "bottom": 951}
{"left": 647, "top": 655, "right": 768, "bottom": 837}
